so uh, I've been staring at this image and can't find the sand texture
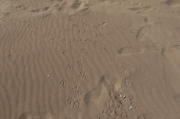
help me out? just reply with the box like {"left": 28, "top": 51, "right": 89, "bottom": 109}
{"left": 1, "top": 0, "right": 180, "bottom": 119}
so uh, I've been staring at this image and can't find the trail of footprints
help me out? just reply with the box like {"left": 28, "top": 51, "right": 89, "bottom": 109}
{"left": 29, "top": 0, "right": 65, "bottom": 13}
{"left": 0, "top": 0, "right": 63, "bottom": 16}
{"left": 2, "top": 1, "right": 179, "bottom": 119}
{"left": 15, "top": 5, "right": 155, "bottom": 118}
{"left": 45, "top": 16, "right": 146, "bottom": 57}
{"left": 0, "top": 1, "right": 68, "bottom": 19}
{"left": 29, "top": 0, "right": 90, "bottom": 15}
{"left": 18, "top": 70, "right": 143, "bottom": 119}
{"left": 0, "top": 3, "right": 29, "bottom": 20}
{"left": 46, "top": 58, "right": 140, "bottom": 119}
{"left": 30, "top": 7, "right": 50, "bottom": 13}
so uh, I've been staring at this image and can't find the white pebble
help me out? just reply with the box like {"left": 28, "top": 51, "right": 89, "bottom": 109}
{"left": 129, "top": 106, "right": 133, "bottom": 110}
{"left": 119, "top": 93, "right": 126, "bottom": 99}
{"left": 119, "top": 93, "right": 123, "bottom": 97}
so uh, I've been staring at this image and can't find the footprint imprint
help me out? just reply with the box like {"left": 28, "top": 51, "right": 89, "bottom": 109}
{"left": 41, "top": 7, "right": 50, "bottom": 12}
{"left": 65, "top": 65, "right": 72, "bottom": 70}
{"left": 71, "top": 0, "right": 81, "bottom": 9}
{"left": 107, "top": 31, "right": 114, "bottom": 35}
{"left": 118, "top": 47, "right": 144, "bottom": 55}
{"left": 119, "top": 2, "right": 125, "bottom": 6}
{"left": 81, "top": 48, "right": 88, "bottom": 54}
{"left": 136, "top": 26, "right": 150, "bottom": 41}
{"left": 93, "top": 40, "right": 99, "bottom": 45}
{"left": 49, "top": 38, "right": 55, "bottom": 43}
{"left": 83, "top": 76, "right": 111, "bottom": 104}
{"left": 77, "top": 60, "right": 83, "bottom": 66}
{"left": 67, "top": 97, "right": 80, "bottom": 109}
{"left": 98, "top": 22, "right": 107, "bottom": 27}
{"left": 121, "top": 66, "right": 131, "bottom": 78}
{"left": 60, "top": 39, "right": 66, "bottom": 43}
{"left": 54, "top": 3, "right": 60, "bottom": 8}
{"left": 162, "top": 0, "right": 180, "bottom": 7}
{"left": 128, "top": 6, "right": 152, "bottom": 12}
{"left": 30, "top": 9, "right": 40, "bottom": 12}
{"left": 59, "top": 80, "right": 68, "bottom": 86}
{"left": 110, "top": 57, "right": 115, "bottom": 62}
{"left": 19, "top": 112, "right": 53, "bottom": 119}
{"left": 72, "top": 85, "right": 80, "bottom": 94}
{"left": 0, "top": 12, "right": 11, "bottom": 19}
{"left": 79, "top": 71, "right": 86, "bottom": 78}
{"left": 15, "top": 4, "right": 24, "bottom": 9}
{"left": 104, "top": 47, "right": 110, "bottom": 53}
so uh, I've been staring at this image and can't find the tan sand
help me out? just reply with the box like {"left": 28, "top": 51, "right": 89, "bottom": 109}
{"left": 1, "top": 0, "right": 180, "bottom": 119}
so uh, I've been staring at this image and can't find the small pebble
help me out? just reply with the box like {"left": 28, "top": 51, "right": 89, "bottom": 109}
{"left": 119, "top": 93, "right": 126, "bottom": 99}
{"left": 119, "top": 93, "right": 123, "bottom": 97}
{"left": 129, "top": 106, "right": 133, "bottom": 110}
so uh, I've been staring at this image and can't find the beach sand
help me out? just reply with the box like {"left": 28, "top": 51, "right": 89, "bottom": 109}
{"left": 1, "top": 0, "right": 180, "bottom": 119}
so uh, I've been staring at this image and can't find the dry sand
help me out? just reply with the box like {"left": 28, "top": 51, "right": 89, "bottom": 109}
{"left": 1, "top": 0, "right": 180, "bottom": 119}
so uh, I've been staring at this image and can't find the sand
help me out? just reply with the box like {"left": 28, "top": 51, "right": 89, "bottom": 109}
{"left": 1, "top": 0, "right": 180, "bottom": 119}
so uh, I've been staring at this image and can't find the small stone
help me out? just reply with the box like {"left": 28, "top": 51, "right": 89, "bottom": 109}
{"left": 129, "top": 106, "right": 133, "bottom": 110}
{"left": 119, "top": 93, "right": 123, "bottom": 97}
